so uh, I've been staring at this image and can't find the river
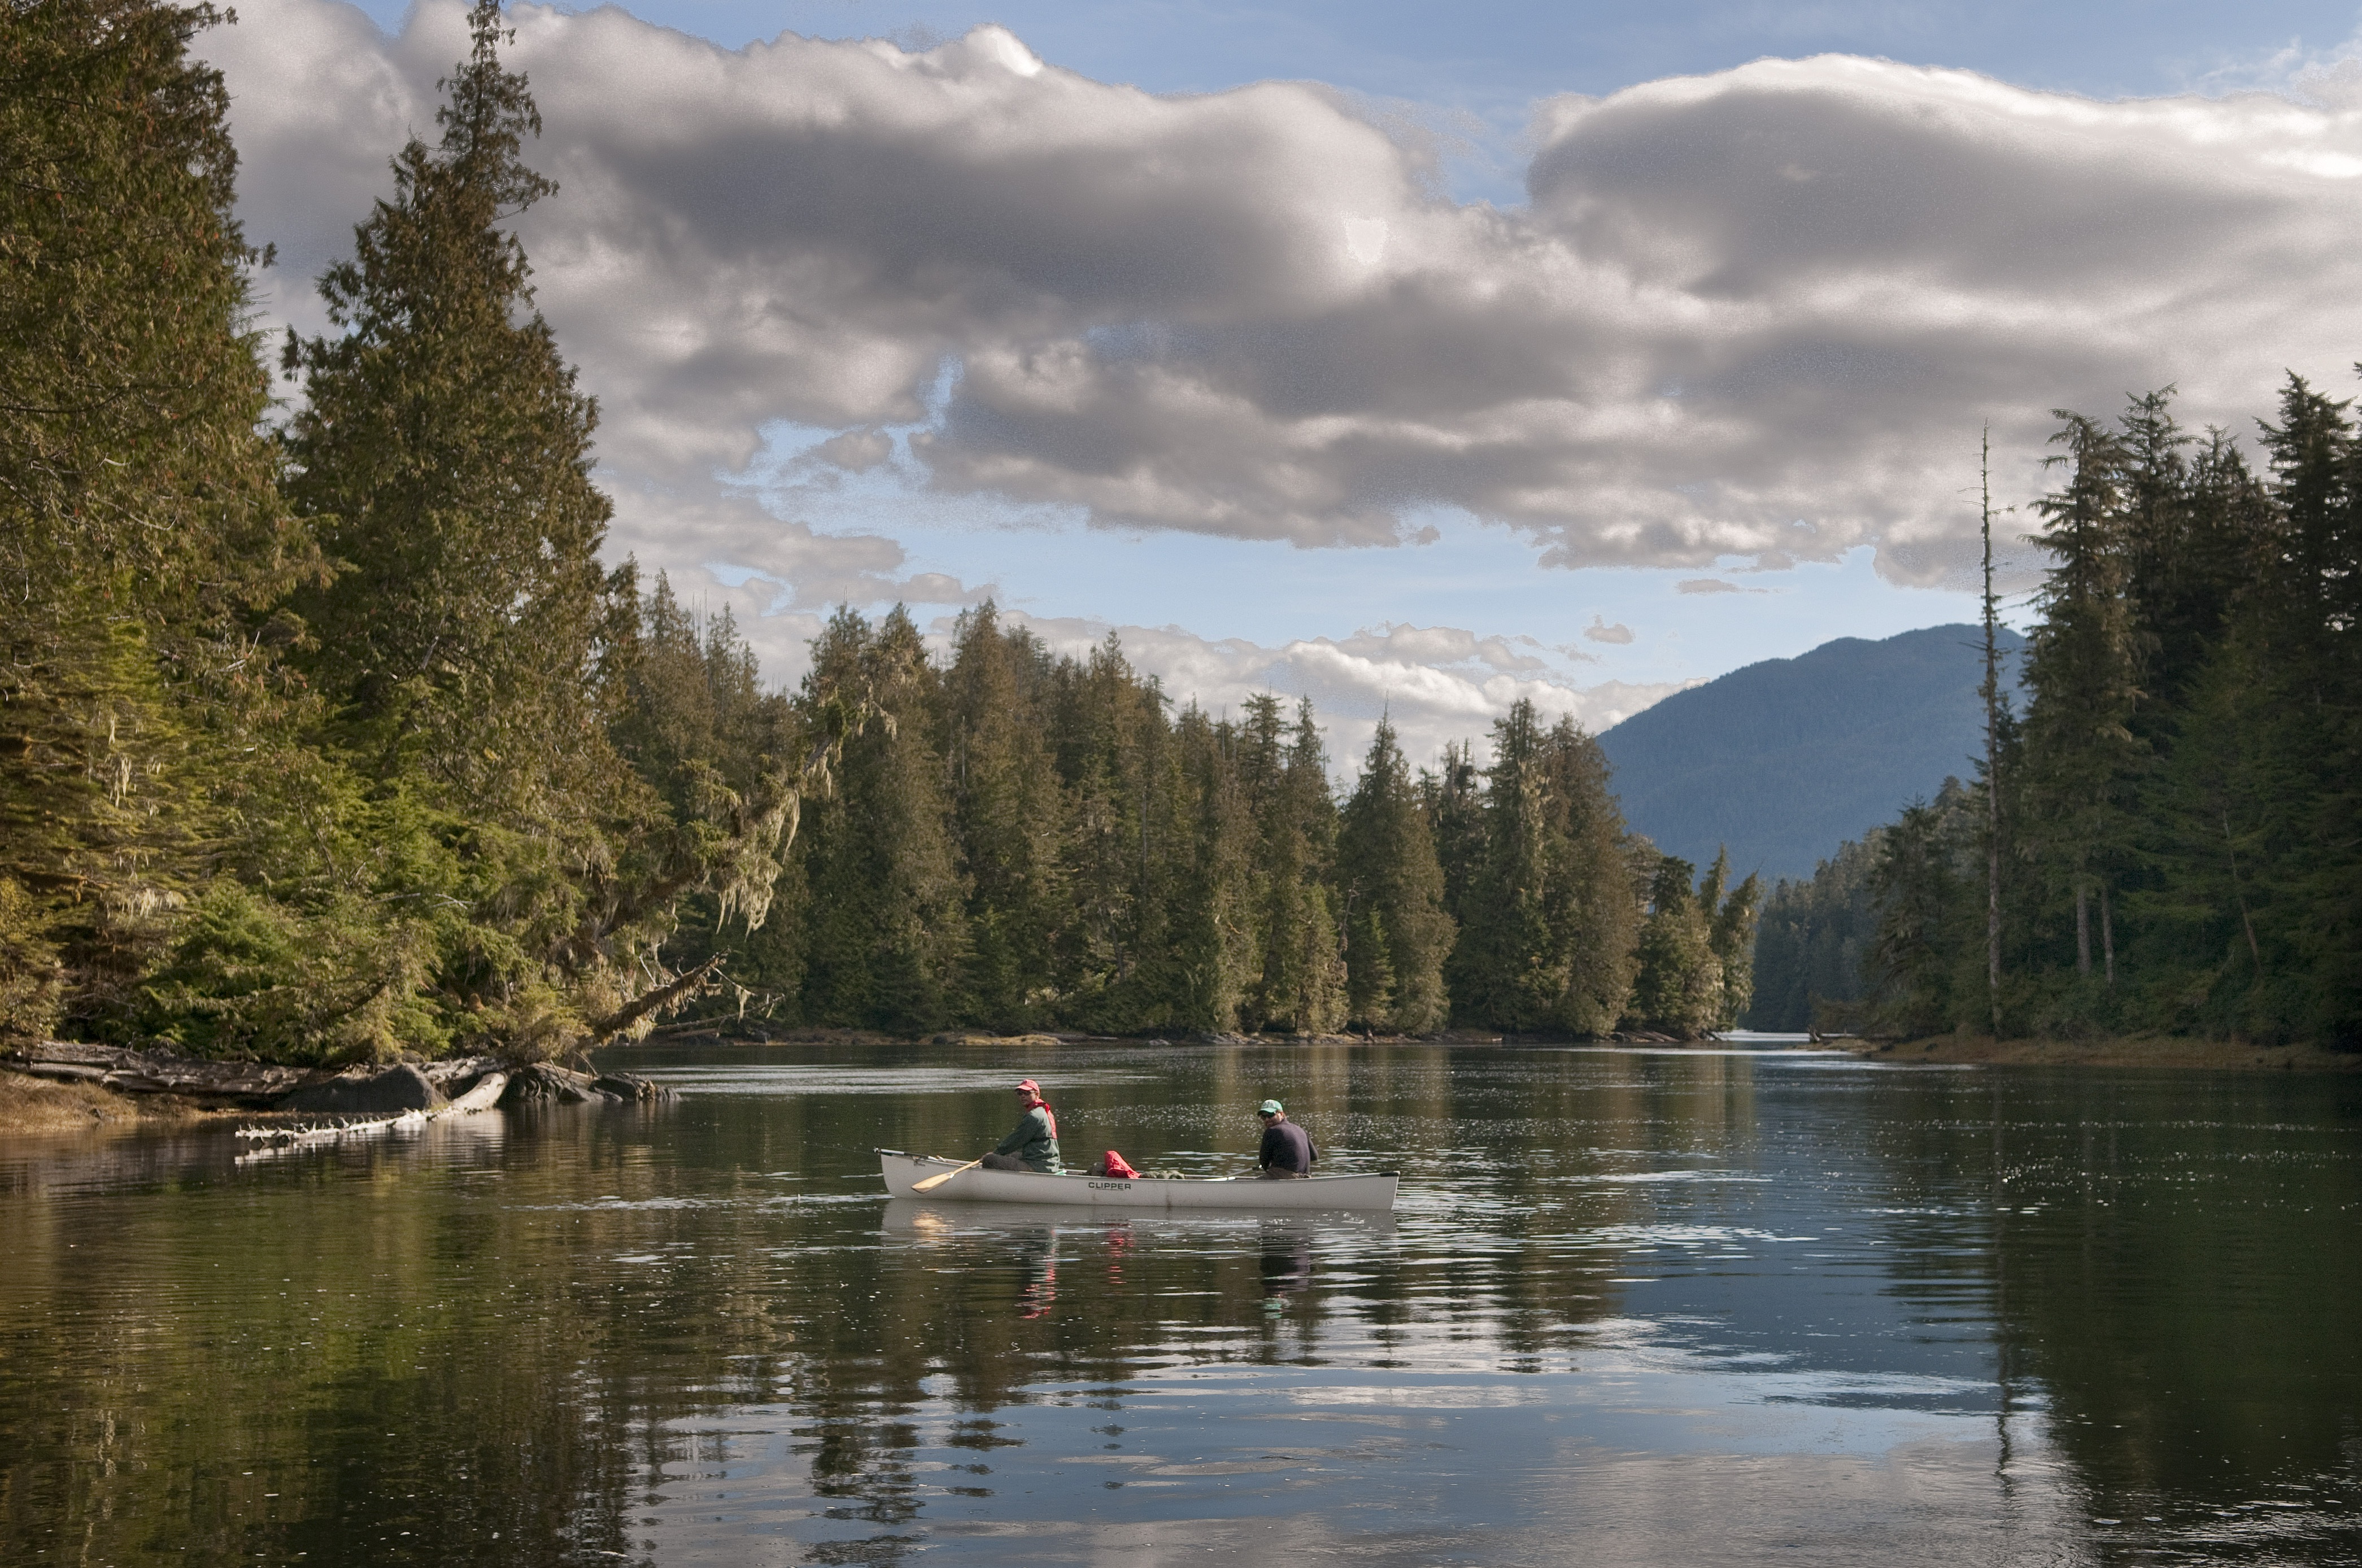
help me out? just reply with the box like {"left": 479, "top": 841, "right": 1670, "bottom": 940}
{"left": 2, "top": 1041, "right": 2357, "bottom": 1565}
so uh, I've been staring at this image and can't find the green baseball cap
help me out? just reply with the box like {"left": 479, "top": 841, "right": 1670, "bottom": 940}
{"left": 1258, "top": 1099, "right": 1283, "bottom": 1115}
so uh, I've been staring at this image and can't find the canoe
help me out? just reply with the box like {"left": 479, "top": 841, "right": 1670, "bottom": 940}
{"left": 875, "top": 1149, "right": 1398, "bottom": 1211}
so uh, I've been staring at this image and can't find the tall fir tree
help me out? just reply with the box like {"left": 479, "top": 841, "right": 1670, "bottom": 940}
{"left": 793, "top": 608, "right": 966, "bottom": 1033}
{"left": 0, "top": 0, "right": 323, "bottom": 1042}
{"left": 944, "top": 604, "right": 1066, "bottom": 1029}
{"left": 2021, "top": 411, "right": 2142, "bottom": 993}
{"left": 1539, "top": 716, "right": 1644, "bottom": 1034}
{"left": 1337, "top": 717, "right": 1453, "bottom": 1033}
{"left": 1869, "top": 794, "right": 1967, "bottom": 1036}
{"left": 1248, "top": 701, "right": 1345, "bottom": 1034}
{"left": 281, "top": 0, "right": 626, "bottom": 809}
{"left": 1452, "top": 701, "right": 1558, "bottom": 1030}
{"left": 1173, "top": 706, "right": 1260, "bottom": 1033}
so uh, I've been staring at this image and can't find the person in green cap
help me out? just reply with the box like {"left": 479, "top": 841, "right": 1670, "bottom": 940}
{"left": 1255, "top": 1099, "right": 1315, "bottom": 1179}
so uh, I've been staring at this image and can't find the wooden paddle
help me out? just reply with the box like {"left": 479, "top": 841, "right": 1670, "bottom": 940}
{"left": 911, "top": 1156, "right": 984, "bottom": 1194}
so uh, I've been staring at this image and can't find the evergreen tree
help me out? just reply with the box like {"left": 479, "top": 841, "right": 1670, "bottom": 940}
{"left": 1049, "top": 635, "right": 1188, "bottom": 1030}
{"left": 1241, "top": 701, "right": 1344, "bottom": 1033}
{"left": 1422, "top": 741, "right": 1486, "bottom": 940}
{"left": 944, "top": 604, "right": 1066, "bottom": 1028}
{"left": 1702, "top": 849, "right": 1764, "bottom": 1030}
{"left": 1745, "top": 835, "right": 1882, "bottom": 1031}
{"left": 1337, "top": 717, "right": 1453, "bottom": 1033}
{"left": 1537, "top": 716, "right": 1644, "bottom": 1034}
{"left": 281, "top": 0, "right": 624, "bottom": 807}
{"left": 612, "top": 576, "right": 806, "bottom": 1015}
{"left": 1624, "top": 850, "right": 1756, "bottom": 1036}
{"left": 1284, "top": 702, "right": 1348, "bottom": 1031}
{"left": 1869, "top": 797, "right": 1965, "bottom": 1035}
{"left": 0, "top": 0, "right": 320, "bottom": 1041}
{"left": 2021, "top": 411, "right": 2143, "bottom": 994}
{"left": 1628, "top": 855, "right": 1718, "bottom": 1036}
{"left": 794, "top": 608, "right": 965, "bottom": 1032}
{"left": 2243, "top": 378, "right": 2362, "bottom": 1044}
{"left": 1172, "top": 706, "right": 1259, "bottom": 1033}
{"left": 1452, "top": 701, "right": 1558, "bottom": 1030}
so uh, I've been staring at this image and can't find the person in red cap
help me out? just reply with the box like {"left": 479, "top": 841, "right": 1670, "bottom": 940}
{"left": 979, "top": 1079, "right": 1062, "bottom": 1173}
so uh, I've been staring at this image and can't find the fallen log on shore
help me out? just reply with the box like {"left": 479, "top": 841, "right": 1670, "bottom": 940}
{"left": 1, "top": 1041, "right": 324, "bottom": 1105}
{"left": 4, "top": 1041, "right": 671, "bottom": 1122}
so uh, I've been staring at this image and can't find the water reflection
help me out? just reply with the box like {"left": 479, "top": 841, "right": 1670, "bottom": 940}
{"left": 0, "top": 1043, "right": 2356, "bottom": 1566}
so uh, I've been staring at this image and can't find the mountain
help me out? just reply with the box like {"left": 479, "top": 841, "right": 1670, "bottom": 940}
{"left": 1596, "top": 623, "right": 2025, "bottom": 887}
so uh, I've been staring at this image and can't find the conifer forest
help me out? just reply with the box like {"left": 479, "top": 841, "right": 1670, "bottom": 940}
{"left": 1751, "top": 390, "right": 2362, "bottom": 1049}
{"left": 6, "top": 1, "right": 2356, "bottom": 1064}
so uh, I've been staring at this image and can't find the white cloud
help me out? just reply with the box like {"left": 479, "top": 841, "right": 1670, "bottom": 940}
{"left": 983, "top": 614, "right": 1694, "bottom": 777}
{"left": 208, "top": 1, "right": 2362, "bottom": 596}
{"left": 198, "top": 0, "right": 2362, "bottom": 763}
{"left": 1583, "top": 615, "right": 1637, "bottom": 645}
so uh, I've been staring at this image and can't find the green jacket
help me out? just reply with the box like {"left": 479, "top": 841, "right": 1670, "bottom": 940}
{"left": 994, "top": 1104, "right": 1061, "bottom": 1173}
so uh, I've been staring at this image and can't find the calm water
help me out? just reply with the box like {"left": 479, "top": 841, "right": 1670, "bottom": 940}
{"left": 2, "top": 1042, "right": 2359, "bottom": 1566}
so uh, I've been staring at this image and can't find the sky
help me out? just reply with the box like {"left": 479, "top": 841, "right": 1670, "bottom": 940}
{"left": 199, "top": 0, "right": 2362, "bottom": 772}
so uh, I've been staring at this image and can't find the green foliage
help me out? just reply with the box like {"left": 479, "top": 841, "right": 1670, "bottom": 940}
{"left": 1243, "top": 700, "right": 1346, "bottom": 1034}
{"left": 280, "top": 0, "right": 621, "bottom": 809}
{"left": 793, "top": 608, "right": 967, "bottom": 1033}
{"left": 1444, "top": 702, "right": 1653, "bottom": 1035}
{"left": 1856, "top": 379, "right": 2362, "bottom": 1047}
{"left": 1627, "top": 850, "right": 1760, "bottom": 1037}
{"left": 0, "top": 0, "right": 318, "bottom": 1041}
{"left": 0, "top": 875, "right": 64, "bottom": 1037}
{"left": 1745, "top": 835, "right": 1881, "bottom": 1031}
{"left": 943, "top": 605, "right": 1067, "bottom": 1029}
{"left": 1, "top": 4, "right": 846, "bottom": 1062}
{"left": 1338, "top": 717, "right": 1453, "bottom": 1033}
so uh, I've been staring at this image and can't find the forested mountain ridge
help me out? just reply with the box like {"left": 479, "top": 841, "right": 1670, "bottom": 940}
{"left": 1597, "top": 624, "right": 2025, "bottom": 886}
{"left": 0, "top": 1, "right": 1755, "bottom": 1062}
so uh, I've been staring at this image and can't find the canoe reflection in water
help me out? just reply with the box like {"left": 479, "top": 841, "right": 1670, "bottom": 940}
{"left": 1260, "top": 1221, "right": 1314, "bottom": 1302}
{"left": 881, "top": 1200, "right": 1385, "bottom": 1324}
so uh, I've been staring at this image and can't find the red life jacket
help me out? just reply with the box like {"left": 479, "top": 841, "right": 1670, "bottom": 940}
{"left": 1099, "top": 1150, "right": 1140, "bottom": 1179}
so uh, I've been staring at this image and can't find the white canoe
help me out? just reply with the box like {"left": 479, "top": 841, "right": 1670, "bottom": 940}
{"left": 877, "top": 1150, "right": 1398, "bottom": 1211}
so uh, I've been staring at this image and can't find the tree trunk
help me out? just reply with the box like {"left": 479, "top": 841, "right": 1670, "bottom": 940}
{"left": 2075, "top": 881, "right": 2091, "bottom": 976}
{"left": 2100, "top": 883, "right": 2115, "bottom": 988}
{"left": 1979, "top": 429, "right": 2004, "bottom": 1037}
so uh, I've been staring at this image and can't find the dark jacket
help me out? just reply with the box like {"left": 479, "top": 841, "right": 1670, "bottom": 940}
{"left": 1258, "top": 1119, "right": 1315, "bottom": 1174}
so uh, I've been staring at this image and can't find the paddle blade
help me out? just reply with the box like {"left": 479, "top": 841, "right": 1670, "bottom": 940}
{"left": 910, "top": 1159, "right": 977, "bottom": 1194}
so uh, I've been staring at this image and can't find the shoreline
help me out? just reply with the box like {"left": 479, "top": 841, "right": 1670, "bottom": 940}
{"left": 7, "top": 1027, "right": 2354, "bottom": 1138}
{"left": 1829, "top": 1032, "right": 2361, "bottom": 1072}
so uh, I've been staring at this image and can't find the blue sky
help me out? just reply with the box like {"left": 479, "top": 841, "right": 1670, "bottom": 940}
{"left": 217, "top": 0, "right": 2362, "bottom": 765}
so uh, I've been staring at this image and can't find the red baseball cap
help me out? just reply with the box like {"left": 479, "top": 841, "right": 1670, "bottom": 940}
{"left": 1016, "top": 1078, "right": 1041, "bottom": 1094}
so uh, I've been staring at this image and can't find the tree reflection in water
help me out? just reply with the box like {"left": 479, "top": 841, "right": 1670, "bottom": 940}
{"left": 0, "top": 1042, "right": 2356, "bottom": 1567}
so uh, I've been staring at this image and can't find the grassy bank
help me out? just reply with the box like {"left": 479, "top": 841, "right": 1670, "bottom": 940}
{"left": 0, "top": 1073, "right": 239, "bottom": 1135}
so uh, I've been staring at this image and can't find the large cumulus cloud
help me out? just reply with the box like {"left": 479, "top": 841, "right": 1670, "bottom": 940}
{"left": 207, "top": 1, "right": 2362, "bottom": 583}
